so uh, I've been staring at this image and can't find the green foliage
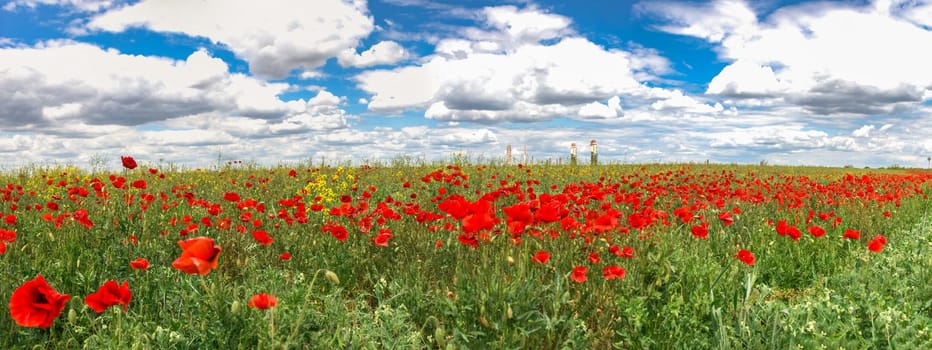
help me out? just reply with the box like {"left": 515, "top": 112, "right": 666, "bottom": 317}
{"left": 0, "top": 162, "right": 931, "bottom": 348}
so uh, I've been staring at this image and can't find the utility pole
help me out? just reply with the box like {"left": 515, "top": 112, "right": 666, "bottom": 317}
{"left": 506, "top": 144, "right": 512, "bottom": 165}
{"left": 523, "top": 145, "right": 528, "bottom": 165}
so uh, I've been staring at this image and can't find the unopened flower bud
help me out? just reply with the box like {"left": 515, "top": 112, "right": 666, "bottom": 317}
{"left": 325, "top": 270, "right": 340, "bottom": 285}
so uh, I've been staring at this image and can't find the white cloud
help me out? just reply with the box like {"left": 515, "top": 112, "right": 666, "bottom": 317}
{"left": 481, "top": 5, "right": 573, "bottom": 48}
{"left": 161, "top": 90, "right": 351, "bottom": 138}
{"left": 648, "top": 89, "right": 725, "bottom": 113}
{"left": 338, "top": 40, "right": 408, "bottom": 68}
{"left": 852, "top": 125, "right": 875, "bottom": 138}
{"left": 3, "top": 0, "right": 114, "bottom": 12}
{"left": 642, "top": 0, "right": 932, "bottom": 115}
{"left": 358, "top": 35, "right": 648, "bottom": 121}
{"left": 707, "top": 61, "right": 785, "bottom": 97}
{"left": 142, "top": 129, "right": 237, "bottom": 147}
{"left": 87, "top": 0, "right": 374, "bottom": 79}
{"left": 578, "top": 96, "right": 622, "bottom": 119}
{"left": 298, "top": 71, "right": 324, "bottom": 80}
{"left": 4, "top": 0, "right": 931, "bottom": 169}
{"left": 354, "top": 5, "right": 691, "bottom": 123}
{"left": 898, "top": 1, "right": 932, "bottom": 27}
{"left": 642, "top": 0, "right": 758, "bottom": 42}
{"left": 0, "top": 41, "right": 353, "bottom": 139}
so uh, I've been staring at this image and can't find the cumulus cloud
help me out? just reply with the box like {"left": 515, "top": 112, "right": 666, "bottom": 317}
{"left": 481, "top": 5, "right": 573, "bottom": 48}
{"left": 4, "top": 0, "right": 931, "bottom": 169}
{"left": 87, "top": 0, "right": 374, "bottom": 79}
{"left": 160, "top": 90, "right": 351, "bottom": 138}
{"left": 578, "top": 96, "right": 622, "bottom": 119}
{"left": 356, "top": 6, "right": 675, "bottom": 123}
{"left": 0, "top": 41, "right": 353, "bottom": 140}
{"left": 3, "top": 0, "right": 115, "bottom": 12}
{"left": 640, "top": 0, "right": 932, "bottom": 115}
{"left": 338, "top": 40, "right": 408, "bottom": 68}
{"left": 897, "top": 0, "right": 932, "bottom": 27}
{"left": 852, "top": 125, "right": 876, "bottom": 138}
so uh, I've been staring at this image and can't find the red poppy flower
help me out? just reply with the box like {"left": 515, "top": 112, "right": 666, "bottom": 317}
{"left": 619, "top": 246, "right": 634, "bottom": 259}
{"left": 457, "top": 233, "right": 478, "bottom": 249}
{"left": 532, "top": 250, "right": 551, "bottom": 264}
{"left": 602, "top": 265, "right": 626, "bottom": 280}
{"left": 691, "top": 222, "right": 709, "bottom": 239}
{"left": 461, "top": 199, "right": 499, "bottom": 234}
{"left": 776, "top": 220, "right": 802, "bottom": 241}
{"left": 129, "top": 258, "right": 150, "bottom": 270}
{"left": 588, "top": 252, "right": 601, "bottom": 264}
{"left": 251, "top": 230, "right": 273, "bottom": 246}
{"left": 247, "top": 293, "right": 278, "bottom": 309}
{"left": 171, "top": 237, "right": 222, "bottom": 275}
{"left": 570, "top": 266, "right": 588, "bottom": 283}
{"left": 807, "top": 225, "right": 826, "bottom": 238}
{"left": 321, "top": 222, "right": 348, "bottom": 242}
{"left": 734, "top": 250, "right": 755, "bottom": 266}
{"left": 502, "top": 202, "right": 533, "bottom": 235}
{"left": 121, "top": 156, "right": 138, "bottom": 170}
{"left": 223, "top": 192, "right": 241, "bottom": 202}
{"left": 843, "top": 228, "right": 861, "bottom": 240}
{"left": 867, "top": 234, "right": 887, "bottom": 252}
{"left": 130, "top": 180, "right": 146, "bottom": 190}
{"left": 673, "top": 206, "right": 694, "bottom": 223}
{"left": 9, "top": 275, "right": 71, "bottom": 328}
{"left": 85, "top": 280, "right": 132, "bottom": 313}
{"left": 0, "top": 228, "right": 14, "bottom": 243}
{"left": 279, "top": 252, "right": 291, "bottom": 261}
{"left": 718, "top": 211, "right": 734, "bottom": 226}
{"left": 374, "top": 228, "right": 393, "bottom": 247}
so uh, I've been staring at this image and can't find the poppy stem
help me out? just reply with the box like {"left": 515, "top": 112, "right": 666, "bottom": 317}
{"left": 709, "top": 261, "right": 732, "bottom": 294}
{"left": 199, "top": 276, "right": 212, "bottom": 298}
{"left": 268, "top": 308, "right": 276, "bottom": 343}
{"left": 286, "top": 268, "right": 326, "bottom": 344}
{"left": 116, "top": 307, "right": 123, "bottom": 345}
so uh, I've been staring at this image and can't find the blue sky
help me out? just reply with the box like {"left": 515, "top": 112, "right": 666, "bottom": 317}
{"left": 0, "top": 0, "right": 930, "bottom": 169}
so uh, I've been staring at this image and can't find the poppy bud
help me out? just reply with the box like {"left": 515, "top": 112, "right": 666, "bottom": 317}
{"left": 68, "top": 308, "right": 77, "bottom": 324}
{"left": 506, "top": 256, "right": 515, "bottom": 265}
{"left": 506, "top": 305, "right": 513, "bottom": 319}
{"left": 231, "top": 300, "right": 241, "bottom": 314}
{"left": 324, "top": 270, "right": 340, "bottom": 285}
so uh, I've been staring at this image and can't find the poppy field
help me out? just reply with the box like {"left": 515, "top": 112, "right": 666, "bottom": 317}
{"left": 3, "top": 157, "right": 932, "bottom": 348}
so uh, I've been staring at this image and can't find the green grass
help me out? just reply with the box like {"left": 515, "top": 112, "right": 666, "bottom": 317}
{"left": 1, "top": 161, "right": 931, "bottom": 348}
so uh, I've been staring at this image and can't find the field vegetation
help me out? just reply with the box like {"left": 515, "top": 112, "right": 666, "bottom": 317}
{"left": 3, "top": 158, "right": 932, "bottom": 349}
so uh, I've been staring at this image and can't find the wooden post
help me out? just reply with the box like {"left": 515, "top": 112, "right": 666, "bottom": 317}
{"left": 506, "top": 144, "right": 512, "bottom": 165}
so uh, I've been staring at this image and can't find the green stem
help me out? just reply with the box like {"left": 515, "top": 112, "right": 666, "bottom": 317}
{"left": 268, "top": 308, "right": 276, "bottom": 344}
{"left": 286, "top": 269, "right": 326, "bottom": 344}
